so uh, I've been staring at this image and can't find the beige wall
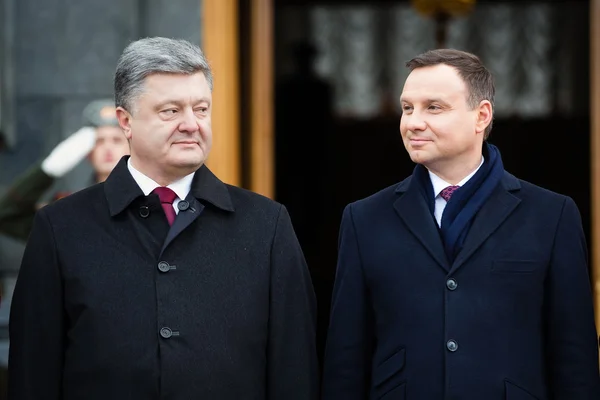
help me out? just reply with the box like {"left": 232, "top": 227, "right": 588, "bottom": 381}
{"left": 202, "top": 0, "right": 241, "bottom": 187}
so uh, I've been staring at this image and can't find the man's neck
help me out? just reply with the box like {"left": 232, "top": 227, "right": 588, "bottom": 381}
{"left": 427, "top": 154, "right": 483, "bottom": 185}
{"left": 96, "top": 173, "right": 109, "bottom": 183}
{"left": 129, "top": 158, "right": 196, "bottom": 187}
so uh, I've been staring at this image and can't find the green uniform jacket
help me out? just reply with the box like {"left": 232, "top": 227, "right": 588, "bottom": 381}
{"left": 0, "top": 164, "right": 54, "bottom": 242}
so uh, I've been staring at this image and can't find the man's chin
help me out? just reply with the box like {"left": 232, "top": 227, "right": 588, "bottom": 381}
{"left": 408, "top": 150, "right": 430, "bottom": 165}
{"left": 95, "top": 164, "right": 116, "bottom": 177}
{"left": 171, "top": 156, "right": 205, "bottom": 171}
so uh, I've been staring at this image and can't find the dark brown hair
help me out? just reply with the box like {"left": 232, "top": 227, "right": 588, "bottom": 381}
{"left": 406, "top": 49, "right": 495, "bottom": 138}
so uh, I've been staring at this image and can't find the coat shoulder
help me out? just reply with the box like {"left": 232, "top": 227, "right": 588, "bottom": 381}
{"left": 512, "top": 175, "right": 572, "bottom": 208}
{"left": 225, "top": 184, "right": 283, "bottom": 216}
{"left": 348, "top": 177, "right": 410, "bottom": 214}
{"left": 40, "top": 182, "right": 105, "bottom": 217}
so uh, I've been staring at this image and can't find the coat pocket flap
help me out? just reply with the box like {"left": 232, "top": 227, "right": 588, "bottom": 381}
{"left": 492, "top": 260, "right": 542, "bottom": 273}
{"left": 505, "top": 380, "right": 540, "bottom": 400}
{"left": 379, "top": 381, "right": 406, "bottom": 400}
{"left": 373, "top": 348, "right": 406, "bottom": 389}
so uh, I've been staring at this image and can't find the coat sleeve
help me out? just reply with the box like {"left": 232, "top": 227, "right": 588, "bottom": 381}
{"left": 8, "top": 208, "right": 65, "bottom": 400}
{"left": 545, "top": 197, "right": 600, "bottom": 399}
{"left": 267, "top": 205, "right": 319, "bottom": 400}
{"left": 321, "top": 204, "right": 373, "bottom": 400}
{"left": 0, "top": 163, "right": 54, "bottom": 241}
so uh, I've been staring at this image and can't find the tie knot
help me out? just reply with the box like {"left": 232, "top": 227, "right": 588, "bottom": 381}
{"left": 440, "top": 185, "right": 460, "bottom": 202}
{"left": 153, "top": 187, "right": 177, "bottom": 204}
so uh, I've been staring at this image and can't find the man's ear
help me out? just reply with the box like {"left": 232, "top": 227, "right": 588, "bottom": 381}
{"left": 116, "top": 107, "right": 133, "bottom": 140}
{"left": 475, "top": 100, "right": 493, "bottom": 135}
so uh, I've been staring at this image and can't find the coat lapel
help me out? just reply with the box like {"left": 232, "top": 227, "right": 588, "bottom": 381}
{"left": 393, "top": 177, "right": 450, "bottom": 271}
{"left": 159, "top": 196, "right": 204, "bottom": 257}
{"left": 450, "top": 173, "right": 521, "bottom": 273}
{"left": 105, "top": 159, "right": 236, "bottom": 258}
{"left": 104, "top": 157, "right": 159, "bottom": 261}
{"left": 159, "top": 165, "right": 234, "bottom": 256}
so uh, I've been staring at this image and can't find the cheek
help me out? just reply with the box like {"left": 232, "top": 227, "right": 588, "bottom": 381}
{"left": 89, "top": 148, "right": 103, "bottom": 164}
{"left": 88, "top": 149, "right": 98, "bottom": 162}
{"left": 428, "top": 121, "right": 468, "bottom": 151}
{"left": 107, "top": 143, "right": 124, "bottom": 155}
{"left": 399, "top": 118, "right": 407, "bottom": 135}
{"left": 199, "top": 118, "right": 212, "bottom": 132}
{"left": 427, "top": 115, "right": 455, "bottom": 137}
{"left": 145, "top": 128, "right": 170, "bottom": 147}
{"left": 134, "top": 120, "right": 165, "bottom": 138}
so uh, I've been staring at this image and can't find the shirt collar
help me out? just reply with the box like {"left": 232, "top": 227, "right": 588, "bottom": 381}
{"left": 127, "top": 158, "right": 194, "bottom": 201}
{"left": 428, "top": 156, "right": 485, "bottom": 198}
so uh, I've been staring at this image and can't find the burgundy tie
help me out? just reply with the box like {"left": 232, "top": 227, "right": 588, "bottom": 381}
{"left": 153, "top": 187, "right": 177, "bottom": 226}
{"left": 440, "top": 185, "right": 460, "bottom": 202}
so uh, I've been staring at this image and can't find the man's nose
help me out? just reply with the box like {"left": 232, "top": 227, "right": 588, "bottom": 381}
{"left": 403, "top": 112, "right": 427, "bottom": 132}
{"left": 178, "top": 108, "right": 198, "bottom": 132}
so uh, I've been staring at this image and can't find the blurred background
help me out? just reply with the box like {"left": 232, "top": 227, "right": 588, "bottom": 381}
{"left": 1, "top": 0, "right": 599, "bottom": 395}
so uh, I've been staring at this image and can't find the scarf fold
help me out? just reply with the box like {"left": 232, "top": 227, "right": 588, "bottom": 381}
{"left": 412, "top": 143, "right": 505, "bottom": 263}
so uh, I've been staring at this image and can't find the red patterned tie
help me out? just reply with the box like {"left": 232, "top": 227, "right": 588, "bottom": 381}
{"left": 153, "top": 187, "right": 177, "bottom": 225}
{"left": 440, "top": 185, "right": 460, "bottom": 202}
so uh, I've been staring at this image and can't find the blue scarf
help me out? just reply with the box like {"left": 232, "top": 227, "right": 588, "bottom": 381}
{"left": 412, "top": 143, "right": 505, "bottom": 263}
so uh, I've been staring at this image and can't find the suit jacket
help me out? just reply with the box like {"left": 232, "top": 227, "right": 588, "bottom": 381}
{"left": 322, "top": 171, "right": 600, "bottom": 400}
{"left": 8, "top": 157, "right": 319, "bottom": 400}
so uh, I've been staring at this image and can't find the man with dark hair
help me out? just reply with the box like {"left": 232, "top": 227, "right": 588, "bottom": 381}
{"left": 8, "top": 37, "right": 318, "bottom": 400}
{"left": 322, "top": 49, "right": 600, "bottom": 399}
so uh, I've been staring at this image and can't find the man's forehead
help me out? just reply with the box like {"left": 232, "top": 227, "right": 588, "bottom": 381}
{"left": 404, "top": 64, "right": 466, "bottom": 93}
{"left": 96, "top": 125, "right": 125, "bottom": 138}
{"left": 144, "top": 71, "right": 208, "bottom": 87}
{"left": 99, "top": 105, "right": 116, "bottom": 119}
{"left": 400, "top": 89, "right": 457, "bottom": 103}
{"left": 141, "top": 75, "right": 211, "bottom": 102}
{"left": 401, "top": 67, "right": 467, "bottom": 102}
{"left": 83, "top": 99, "right": 119, "bottom": 127}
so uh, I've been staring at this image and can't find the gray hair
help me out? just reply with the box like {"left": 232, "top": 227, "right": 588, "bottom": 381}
{"left": 114, "top": 37, "right": 213, "bottom": 113}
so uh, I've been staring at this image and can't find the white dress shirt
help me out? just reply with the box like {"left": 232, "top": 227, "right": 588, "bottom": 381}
{"left": 127, "top": 158, "right": 194, "bottom": 214}
{"left": 428, "top": 157, "right": 484, "bottom": 227}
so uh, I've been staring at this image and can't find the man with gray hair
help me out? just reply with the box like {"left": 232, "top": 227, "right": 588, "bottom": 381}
{"left": 8, "top": 37, "right": 318, "bottom": 400}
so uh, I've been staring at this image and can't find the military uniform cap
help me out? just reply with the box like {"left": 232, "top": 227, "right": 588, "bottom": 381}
{"left": 82, "top": 99, "right": 119, "bottom": 127}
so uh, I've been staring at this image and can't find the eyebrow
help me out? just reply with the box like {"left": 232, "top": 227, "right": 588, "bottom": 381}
{"left": 400, "top": 97, "right": 450, "bottom": 106}
{"left": 155, "top": 97, "right": 211, "bottom": 108}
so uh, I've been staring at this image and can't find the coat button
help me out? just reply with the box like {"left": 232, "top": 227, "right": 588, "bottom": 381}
{"left": 158, "top": 261, "right": 171, "bottom": 273}
{"left": 446, "top": 278, "right": 458, "bottom": 291}
{"left": 178, "top": 200, "right": 190, "bottom": 211}
{"left": 447, "top": 340, "right": 458, "bottom": 352}
{"left": 139, "top": 206, "right": 150, "bottom": 218}
{"left": 160, "top": 327, "right": 173, "bottom": 339}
